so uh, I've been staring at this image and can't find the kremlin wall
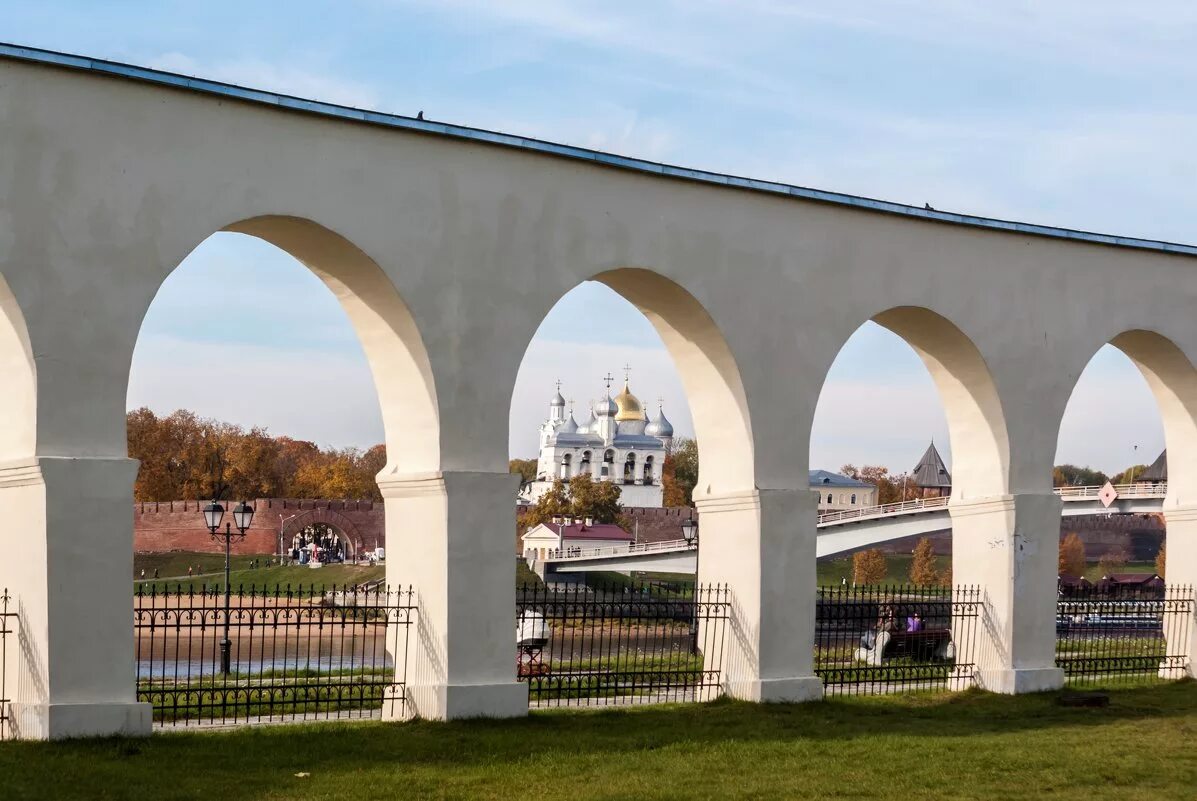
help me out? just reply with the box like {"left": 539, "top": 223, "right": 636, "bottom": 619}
{"left": 133, "top": 498, "right": 1163, "bottom": 562}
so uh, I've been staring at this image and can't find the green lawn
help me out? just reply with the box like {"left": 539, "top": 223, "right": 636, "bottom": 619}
{"left": 134, "top": 552, "right": 384, "bottom": 592}
{"left": 1, "top": 683, "right": 1194, "bottom": 800}
{"left": 1081, "top": 561, "right": 1158, "bottom": 581}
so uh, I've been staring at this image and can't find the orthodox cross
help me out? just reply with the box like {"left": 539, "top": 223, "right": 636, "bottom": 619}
{"left": 623, "top": 364, "right": 632, "bottom": 383}
{"left": 603, "top": 373, "right": 614, "bottom": 392}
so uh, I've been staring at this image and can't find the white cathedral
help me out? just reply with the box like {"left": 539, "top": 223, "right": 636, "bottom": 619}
{"left": 519, "top": 374, "right": 675, "bottom": 508}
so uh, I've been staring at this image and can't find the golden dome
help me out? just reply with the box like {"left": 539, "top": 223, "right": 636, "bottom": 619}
{"left": 613, "top": 381, "right": 643, "bottom": 421}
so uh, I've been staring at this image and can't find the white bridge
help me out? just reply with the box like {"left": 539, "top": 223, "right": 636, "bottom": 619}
{"left": 539, "top": 484, "right": 1167, "bottom": 575}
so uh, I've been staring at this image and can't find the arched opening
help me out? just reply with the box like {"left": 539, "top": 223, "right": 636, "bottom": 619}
{"left": 561, "top": 453, "right": 573, "bottom": 481}
{"left": 126, "top": 216, "right": 442, "bottom": 722}
{"left": 287, "top": 521, "right": 356, "bottom": 564}
{"left": 509, "top": 269, "right": 753, "bottom": 705}
{"left": 0, "top": 273, "right": 36, "bottom": 462}
{"left": 811, "top": 307, "right": 1009, "bottom": 580}
{"left": 1053, "top": 330, "right": 1194, "bottom": 682}
{"left": 1055, "top": 332, "right": 1192, "bottom": 578}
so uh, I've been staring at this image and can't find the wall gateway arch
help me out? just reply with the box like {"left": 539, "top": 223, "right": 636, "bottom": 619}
{"left": 3, "top": 44, "right": 1197, "bottom": 738}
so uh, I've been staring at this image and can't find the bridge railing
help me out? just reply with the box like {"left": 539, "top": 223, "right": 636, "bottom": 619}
{"left": 1055, "top": 482, "right": 1166, "bottom": 499}
{"left": 816, "top": 496, "right": 950, "bottom": 526}
{"left": 546, "top": 538, "right": 694, "bottom": 563}
{"left": 816, "top": 482, "right": 1167, "bottom": 527}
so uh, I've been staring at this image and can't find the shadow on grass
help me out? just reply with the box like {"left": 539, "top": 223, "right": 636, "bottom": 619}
{"left": 0, "top": 681, "right": 1193, "bottom": 800}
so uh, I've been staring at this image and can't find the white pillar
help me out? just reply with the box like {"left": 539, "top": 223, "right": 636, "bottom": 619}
{"left": 1, "top": 457, "right": 151, "bottom": 739}
{"left": 1161, "top": 506, "right": 1197, "bottom": 678}
{"left": 696, "top": 488, "right": 823, "bottom": 702}
{"left": 379, "top": 470, "right": 527, "bottom": 720}
{"left": 950, "top": 493, "right": 1065, "bottom": 693}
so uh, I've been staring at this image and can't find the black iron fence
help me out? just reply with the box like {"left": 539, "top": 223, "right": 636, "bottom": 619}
{"left": 0, "top": 589, "right": 12, "bottom": 740}
{"left": 516, "top": 583, "right": 729, "bottom": 707}
{"left": 135, "top": 584, "right": 415, "bottom": 727}
{"left": 1056, "top": 584, "right": 1194, "bottom": 686}
{"left": 815, "top": 584, "right": 981, "bottom": 696}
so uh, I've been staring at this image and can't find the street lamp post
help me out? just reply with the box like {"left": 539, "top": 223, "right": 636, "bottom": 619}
{"left": 203, "top": 499, "right": 256, "bottom": 675}
{"left": 279, "top": 513, "right": 301, "bottom": 565}
{"left": 681, "top": 517, "right": 699, "bottom": 655}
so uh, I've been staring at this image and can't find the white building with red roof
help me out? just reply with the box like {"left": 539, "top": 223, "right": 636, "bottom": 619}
{"left": 520, "top": 517, "right": 635, "bottom": 561}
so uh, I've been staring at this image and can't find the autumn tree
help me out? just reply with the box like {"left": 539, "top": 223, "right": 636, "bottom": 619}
{"left": 508, "top": 458, "right": 538, "bottom": 485}
{"left": 660, "top": 453, "right": 687, "bottom": 507}
{"left": 1111, "top": 464, "right": 1150, "bottom": 484}
{"left": 909, "top": 538, "right": 940, "bottom": 585}
{"left": 127, "top": 408, "right": 385, "bottom": 501}
{"left": 839, "top": 464, "right": 917, "bottom": 504}
{"left": 662, "top": 438, "right": 699, "bottom": 507}
{"left": 1156, "top": 544, "right": 1166, "bottom": 578}
{"left": 518, "top": 479, "right": 573, "bottom": 533}
{"left": 1059, "top": 532, "right": 1086, "bottom": 577}
{"left": 1052, "top": 464, "right": 1109, "bottom": 488}
{"left": 1098, "top": 546, "right": 1130, "bottom": 576}
{"left": 852, "top": 549, "right": 888, "bottom": 585}
{"left": 566, "top": 474, "right": 624, "bottom": 524}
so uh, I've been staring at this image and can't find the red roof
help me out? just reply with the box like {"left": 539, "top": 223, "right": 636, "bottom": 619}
{"left": 559, "top": 523, "right": 633, "bottom": 542}
{"left": 1102, "top": 574, "right": 1163, "bottom": 585}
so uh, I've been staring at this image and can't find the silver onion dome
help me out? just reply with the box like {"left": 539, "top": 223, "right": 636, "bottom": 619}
{"left": 646, "top": 408, "right": 674, "bottom": 438}
{"left": 594, "top": 396, "right": 618, "bottom": 417}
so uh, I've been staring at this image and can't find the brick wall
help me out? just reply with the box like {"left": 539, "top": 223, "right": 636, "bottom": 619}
{"left": 624, "top": 506, "right": 696, "bottom": 544}
{"left": 134, "top": 498, "right": 385, "bottom": 555}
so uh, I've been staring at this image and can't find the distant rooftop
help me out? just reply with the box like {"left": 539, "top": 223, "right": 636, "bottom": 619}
{"left": 809, "top": 469, "right": 872, "bottom": 488}
{"left": 4, "top": 41, "right": 1197, "bottom": 260}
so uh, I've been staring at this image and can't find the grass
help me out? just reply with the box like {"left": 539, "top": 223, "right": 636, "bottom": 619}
{"left": 134, "top": 552, "right": 384, "bottom": 593}
{"left": 1082, "top": 561, "right": 1159, "bottom": 581}
{"left": 1, "top": 683, "right": 1195, "bottom": 800}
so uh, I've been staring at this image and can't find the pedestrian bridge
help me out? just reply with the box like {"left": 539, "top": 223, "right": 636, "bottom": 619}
{"left": 540, "top": 484, "right": 1167, "bottom": 574}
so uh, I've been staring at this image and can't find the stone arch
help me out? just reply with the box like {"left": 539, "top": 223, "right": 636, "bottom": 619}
{"left": 281, "top": 507, "right": 365, "bottom": 558}
{"left": 0, "top": 272, "right": 36, "bottom": 461}
{"left": 815, "top": 306, "right": 1010, "bottom": 500}
{"left": 135, "top": 215, "right": 440, "bottom": 475}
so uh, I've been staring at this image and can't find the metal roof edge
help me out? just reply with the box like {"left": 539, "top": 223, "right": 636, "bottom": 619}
{"left": 3, "top": 41, "right": 1196, "bottom": 259}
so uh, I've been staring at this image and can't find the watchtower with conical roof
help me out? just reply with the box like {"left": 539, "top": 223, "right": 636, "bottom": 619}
{"left": 912, "top": 441, "right": 952, "bottom": 498}
{"left": 1138, "top": 449, "right": 1167, "bottom": 483}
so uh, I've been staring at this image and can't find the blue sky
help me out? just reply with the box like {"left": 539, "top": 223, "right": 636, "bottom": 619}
{"left": 15, "top": 2, "right": 1192, "bottom": 473}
